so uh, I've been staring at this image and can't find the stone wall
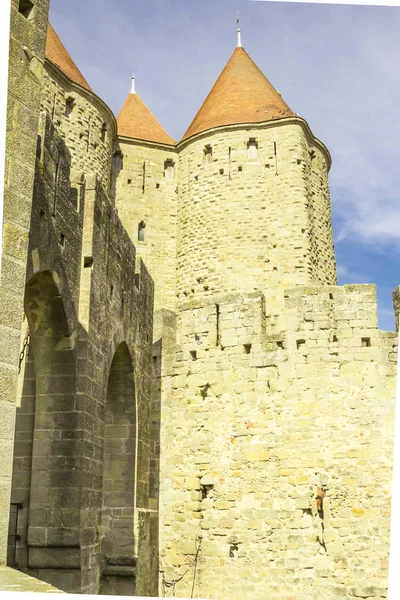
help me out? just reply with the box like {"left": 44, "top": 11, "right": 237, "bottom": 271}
{"left": 41, "top": 63, "right": 116, "bottom": 192}
{"left": 112, "top": 138, "right": 178, "bottom": 315}
{"left": 8, "top": 113, "right": 157, "bottom": 595}
{"left": 393, "top": 286, "right": 400, "bottom": 332}
{"left": 159, "top": 284, "right": 397, "bottom": 599}
{"left": 176, "top": 120, "right": 337, "bottom": 306}
{"left": 0, "top": 0, "right": 50, "bottom": 566}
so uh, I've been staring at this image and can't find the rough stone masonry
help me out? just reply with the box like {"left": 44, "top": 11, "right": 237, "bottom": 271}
{"left": 1, "top": 2, "right": 399, "bottom": 599}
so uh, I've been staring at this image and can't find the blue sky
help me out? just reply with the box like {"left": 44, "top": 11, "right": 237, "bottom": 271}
{"left": 49, "top": 0, "right": 400, "bottom": 330}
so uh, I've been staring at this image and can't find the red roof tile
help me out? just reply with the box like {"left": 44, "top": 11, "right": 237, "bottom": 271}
{"left": 181, "top": 47, "right": 293, "bottom": 142}
{"left": 117, "top": 92, "right": 175, "bottom": 146}
{"left": 45, "top": 23, "right": 92, "bottom": 92}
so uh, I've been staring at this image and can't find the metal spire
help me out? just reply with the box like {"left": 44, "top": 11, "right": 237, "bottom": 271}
{"left": 237, "top": 12, "right": 242, "bottom": 48}
{"left": 131, "top": 74, "right": 136, "bottom": 95}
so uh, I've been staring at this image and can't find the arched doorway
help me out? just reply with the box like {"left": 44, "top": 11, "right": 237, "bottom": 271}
{"left": 9, "top": 271, "right": 80, "bottom": 590}
{"left": 100, "top": 342, "right": 137, "bottom": 595}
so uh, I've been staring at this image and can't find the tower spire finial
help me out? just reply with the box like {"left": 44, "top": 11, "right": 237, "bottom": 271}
{"left": 131, "top": 73, "right": 136, "bottom": 95}
{"left": 237, "top": 12, "right": 242, "bottom": 48}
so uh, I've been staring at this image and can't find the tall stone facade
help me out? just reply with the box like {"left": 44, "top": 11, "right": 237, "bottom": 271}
{"left": 1, "top": 6, "right": 399, "bottom": 600}
{"left": 1, "top": 0, "right": 51, "bottom": 568}
{"left": 1, "top": 3, "right": 158, "bottom": 595}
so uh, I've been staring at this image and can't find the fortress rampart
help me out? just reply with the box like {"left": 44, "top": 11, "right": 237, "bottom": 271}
{"left": 159, "top": 284, "right": 397, "bottom": 599}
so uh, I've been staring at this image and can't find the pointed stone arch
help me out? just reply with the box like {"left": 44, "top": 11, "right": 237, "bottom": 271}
{"left": 9, "top": 270, "right": 80, "bottom": 583}
{"left": 100, "top": 341, "right": 137, "bottom": 594}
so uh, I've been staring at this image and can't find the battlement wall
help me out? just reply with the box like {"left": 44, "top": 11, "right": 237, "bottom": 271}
{"left": 159, "top": 284, "right": 397, "bottom": 599}
{"left": 175, "top": 121, "right": 337, "bottom": 306}
{"left": 8, "top": 112, "right": 156, "bottom": 594}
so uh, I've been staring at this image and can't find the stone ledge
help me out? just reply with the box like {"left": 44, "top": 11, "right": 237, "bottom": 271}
{"left": 0, "top": 566, "right": 64, "bottom": 592}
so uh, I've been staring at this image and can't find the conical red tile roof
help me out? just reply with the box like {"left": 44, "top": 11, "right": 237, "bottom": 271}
{"left": 181, "top": 47, "right": 293, "bottom": 142}
{"left": 45, "top": 23, "right": 92, "bottom": 92}
{"left": 117, "top": 92, "right": 175, "bottom": 146}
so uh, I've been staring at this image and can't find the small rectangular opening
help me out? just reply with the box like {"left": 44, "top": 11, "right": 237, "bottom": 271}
{"left": 238, "top": 166, "right": 242, "bottom": 172}
{"left": 18, "top": 0, "right": 34, "bottom": 19}
{"left": 60, "top": 233, "right": 65, "bottom": 247}
{"left": 101, "top": 123, "right": 107, "bottom": 143}
{"left": 296, "top": 339, "right": 306, "bottom": 350}
{"left": 201, "top": 484, "right": 213, "bottom": 500}
{"left": 190, "top": 350, "right": 197, "bottom": 361}
{"left": 361, "top": 337, "right": 371, "bottom": 347}
{"left": 127, "top": 178, "right": 132, "bottom": 184}
{"left": 138, "top": 221, "right": 145, "bottom": 242}
{"left": 276, "top": 341, "right": 284, "bottom": 349}
{"left": 244, "top": 344, "right": 252, "bottom": 354}
{"left": 203, "top": 145, "right": 213, "bottom": 164}
{"left": 84, "top": 256, "right": 93, "bottom": 268}
{"left": 65, "top": 97, "right": 74, "bottom": 118}
{"left": 219, "top": 168, "right": 224, "bottom": 175}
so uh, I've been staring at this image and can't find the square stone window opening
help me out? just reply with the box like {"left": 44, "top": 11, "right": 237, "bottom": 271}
{"left": 247, "top": 138, "right": 258, "bottom": 159}
{"left": 164, "top": 159, "right": 175, "bottom": 179}
{"left": 18, "top": 0, "right": 34, "bottom": 19}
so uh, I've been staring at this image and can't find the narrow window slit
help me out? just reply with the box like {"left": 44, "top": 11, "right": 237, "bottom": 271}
{"left": 203, "top": 145, "right": 213, "bottom": 164}
{"left": 138, "top": 221, "right": 145, "bottom": 242}
{"left": 65, "top": 97, "right": 74, "bottom": 118}
{"left": 101, "top": 123, "right": 107, "bottom": 142}
{"left": 216, "top": 304, "right": 221, "bottom": 347}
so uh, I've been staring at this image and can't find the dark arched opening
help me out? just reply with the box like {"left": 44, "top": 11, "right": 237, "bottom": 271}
{"left": 100, "top": 342, "right": 136, "bottom": 595}
{"left": 8, "top": 271, "right": 80, "bottom": 591}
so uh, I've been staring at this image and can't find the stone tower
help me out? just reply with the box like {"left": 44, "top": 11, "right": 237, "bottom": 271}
{"left": 155, "top": 36, "right": 398, "bottom": 600}
{"left": 112, "top": 79, "right": 178, "bottom": 315}
{"left": 176, "top": 45, "right": 337, "bottom": 306}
